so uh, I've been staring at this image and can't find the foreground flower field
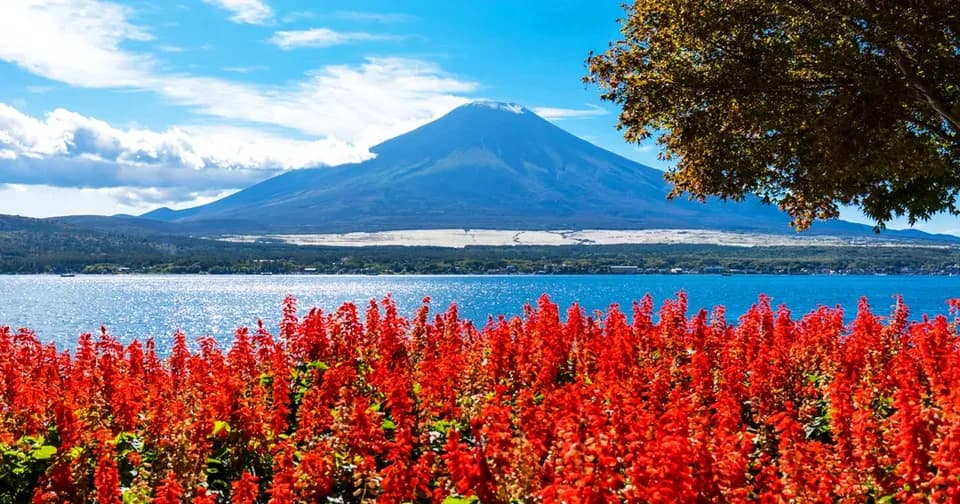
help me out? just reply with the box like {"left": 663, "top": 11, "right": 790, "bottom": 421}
{"left": 2, "top": 295, "right": 960, "bottom": 503}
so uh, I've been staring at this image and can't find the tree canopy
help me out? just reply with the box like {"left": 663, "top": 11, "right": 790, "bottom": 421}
{"left": 587, "top": 0, "right": 960, "bottom": 230}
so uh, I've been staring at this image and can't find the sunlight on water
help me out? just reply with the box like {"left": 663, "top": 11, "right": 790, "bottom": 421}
{"left": 1, "top": 274, "right": 957, "bottom": 351}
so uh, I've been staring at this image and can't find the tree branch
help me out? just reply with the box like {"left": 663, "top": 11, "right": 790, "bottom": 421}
{"left": 908, "top": 116, "right": 956, "bottom": 145}
{"left": 892, "top": 54, "right": 960, "bottom": 133}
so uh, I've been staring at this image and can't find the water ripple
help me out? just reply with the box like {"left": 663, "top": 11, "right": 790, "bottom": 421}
{"left": 0, "top": 274, "right": 956, "bottom": 351}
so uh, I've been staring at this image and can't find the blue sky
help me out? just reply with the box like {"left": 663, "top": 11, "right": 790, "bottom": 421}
{"left": 0, "top": 0, "right": 956, "bottom": 235}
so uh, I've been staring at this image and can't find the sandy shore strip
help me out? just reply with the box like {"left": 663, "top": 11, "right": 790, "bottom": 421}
{"left": 215, "top": 229, "right": 954, "bottom": 249}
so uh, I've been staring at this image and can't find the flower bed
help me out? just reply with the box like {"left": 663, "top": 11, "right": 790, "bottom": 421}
{"left": 2, "top": 294, "right": 960, "bottom": 503}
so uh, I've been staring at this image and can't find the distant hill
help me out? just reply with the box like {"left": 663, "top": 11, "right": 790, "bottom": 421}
{"left": 142, "top": 101, "right": 890, "bottom": 236}
{"left": 48, "top": 215, "right": 183, "bottom": 236}
{"left": 4, "top": 212, "right": 960, "bottom": 275}
{"left": 0, "top": 214, "right": 182, "bottom": 272}
{"left": 0, "top": 213, "right": 313, "bottom": 273}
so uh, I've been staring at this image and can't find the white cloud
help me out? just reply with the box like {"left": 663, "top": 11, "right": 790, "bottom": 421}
{"left": 107, "top": 187, "right": 237, "bottom": 207}
{"left": 280, "top": 11, "right": 316, "bottom": 23}
{"left": 532, "top": 104, "right": 608, "bottom": 120}
{"left": 0, "top": 102, "right": 372, "bottom": 192}
{"left": 0, "top": 1, "right": 476, "bottom": 148}
{"left": 280, "top": 10, "right": 417, "bottom": 24}
{"left": 154, "top": 58, "right": 475, "bottom": 146}
{"left": 0, "top": 184, "right": 237, "bottom": 216}
{"left": 269, "top": 28, "right": 398, "bottom": 49}
{"left": 0, "top": 0, "right": 154, "bottom": 88}
{"left": 0, "top": 0, "right": 480, "bottom": 215}
{"left": 223, "top": 65, "right": 268, "bottom": 74}
{"left": 332, "top": 11, "right": 418, "bottom": 23}
{"left": 155, "top": 44, "right": 185, "bottom": 53}
{"left": 202, "top": 0, "right": 272, "bottom": 24}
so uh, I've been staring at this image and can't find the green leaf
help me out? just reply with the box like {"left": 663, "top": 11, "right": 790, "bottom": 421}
{"left": 213, "top": 420, "right": 231, "bottom": 436}
{"left": 382, "top": 419, "right": 396, "bottom": 430}
{"left": 442, "top": 496, "right": 478, "bottom": 504}
{"left": 31, "top": 445, "right": 56, "bottom": 460}
{"left": 307, "top": 360, "right": 329, "bottom": 371}
{"left": 258, "top": 373, "right": 273, "bottom": 387}
{"left": 431, "top": 419, "right": 461, "bottom": 434}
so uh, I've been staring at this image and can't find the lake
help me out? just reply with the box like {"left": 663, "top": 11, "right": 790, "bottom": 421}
{"left": 1, "top": 274, "right": 958, "bottom": 351}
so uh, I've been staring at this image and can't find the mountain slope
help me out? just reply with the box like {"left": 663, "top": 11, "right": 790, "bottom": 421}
{"left": 139, "top": 102, "right": 912, "bottom": 236}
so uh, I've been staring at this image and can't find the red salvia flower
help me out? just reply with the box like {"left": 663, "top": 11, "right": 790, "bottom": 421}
{"left": 5, "top": 294, "right": 960, "bottom": 501}
{"left": 152, "top": 472, "right": 183, "bottom": 504}
{"left": 231, "top": 471, "right": 259, "bottom": 504}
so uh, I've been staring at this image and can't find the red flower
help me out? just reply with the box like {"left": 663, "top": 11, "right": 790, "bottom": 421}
{"left": 231, "top": 472, "right": 259, "bottom": 504}
{"left": 5, "top": 294, "right": 960, "bottom": 501}
{"left": 152, "top": 472, "right": 183, "bottom": 504}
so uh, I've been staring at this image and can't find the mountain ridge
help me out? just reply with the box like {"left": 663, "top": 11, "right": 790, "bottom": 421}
{"left": 140, "top": 101, "right": 939, "bottom": 239}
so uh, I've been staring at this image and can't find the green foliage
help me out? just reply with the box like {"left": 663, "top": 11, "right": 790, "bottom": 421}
{"left": 204, "top": 421, "right": 272, "bottom": 498}
{"left": 587, "top": 0, "right": 960, "bottom": 230}
{"left": 442, "top": 496, "right": 479, "bottom": 504}
{"left": 0, "top": 436, "right": 58, "bottom": 504}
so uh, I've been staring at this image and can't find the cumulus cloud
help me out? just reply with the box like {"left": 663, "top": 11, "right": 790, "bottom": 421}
{"left": 0, "top": 1, "right": 476, "bottom": 148}
{"left": 201, "top": 0, "right": 272, "bottom": 24}
{"left": 0, "top": 103, "right": 372, "bottom": 192}
{"left": 532, "top": 104, "right": 608, "bottom": 120}
{"left": 269, "top": 28, "right": 399, "bottom": 49}
{"left": 0, "top": 1, "right": 484, "bottom": 214}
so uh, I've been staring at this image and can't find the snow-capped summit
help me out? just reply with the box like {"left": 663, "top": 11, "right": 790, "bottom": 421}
{"left": 461, "top": 100, "right": 529, "bottom": 114}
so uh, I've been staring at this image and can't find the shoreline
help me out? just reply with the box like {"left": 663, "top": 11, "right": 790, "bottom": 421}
{"left": 12, "top": 271, "right": 954, "bottom": 277}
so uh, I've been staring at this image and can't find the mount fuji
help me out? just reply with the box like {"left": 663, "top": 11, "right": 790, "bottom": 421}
{"left": 140, "top": 101, "right": 909, "bottom": 238}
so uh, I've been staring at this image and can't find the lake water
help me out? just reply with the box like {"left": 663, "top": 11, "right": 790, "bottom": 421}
{"left": 1, "top": 274, "right": 958, "bottom": 351}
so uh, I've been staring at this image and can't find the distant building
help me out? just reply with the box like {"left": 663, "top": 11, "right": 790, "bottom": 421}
{"left": 610, "top": 265, "right": 639, "bottom": 274}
